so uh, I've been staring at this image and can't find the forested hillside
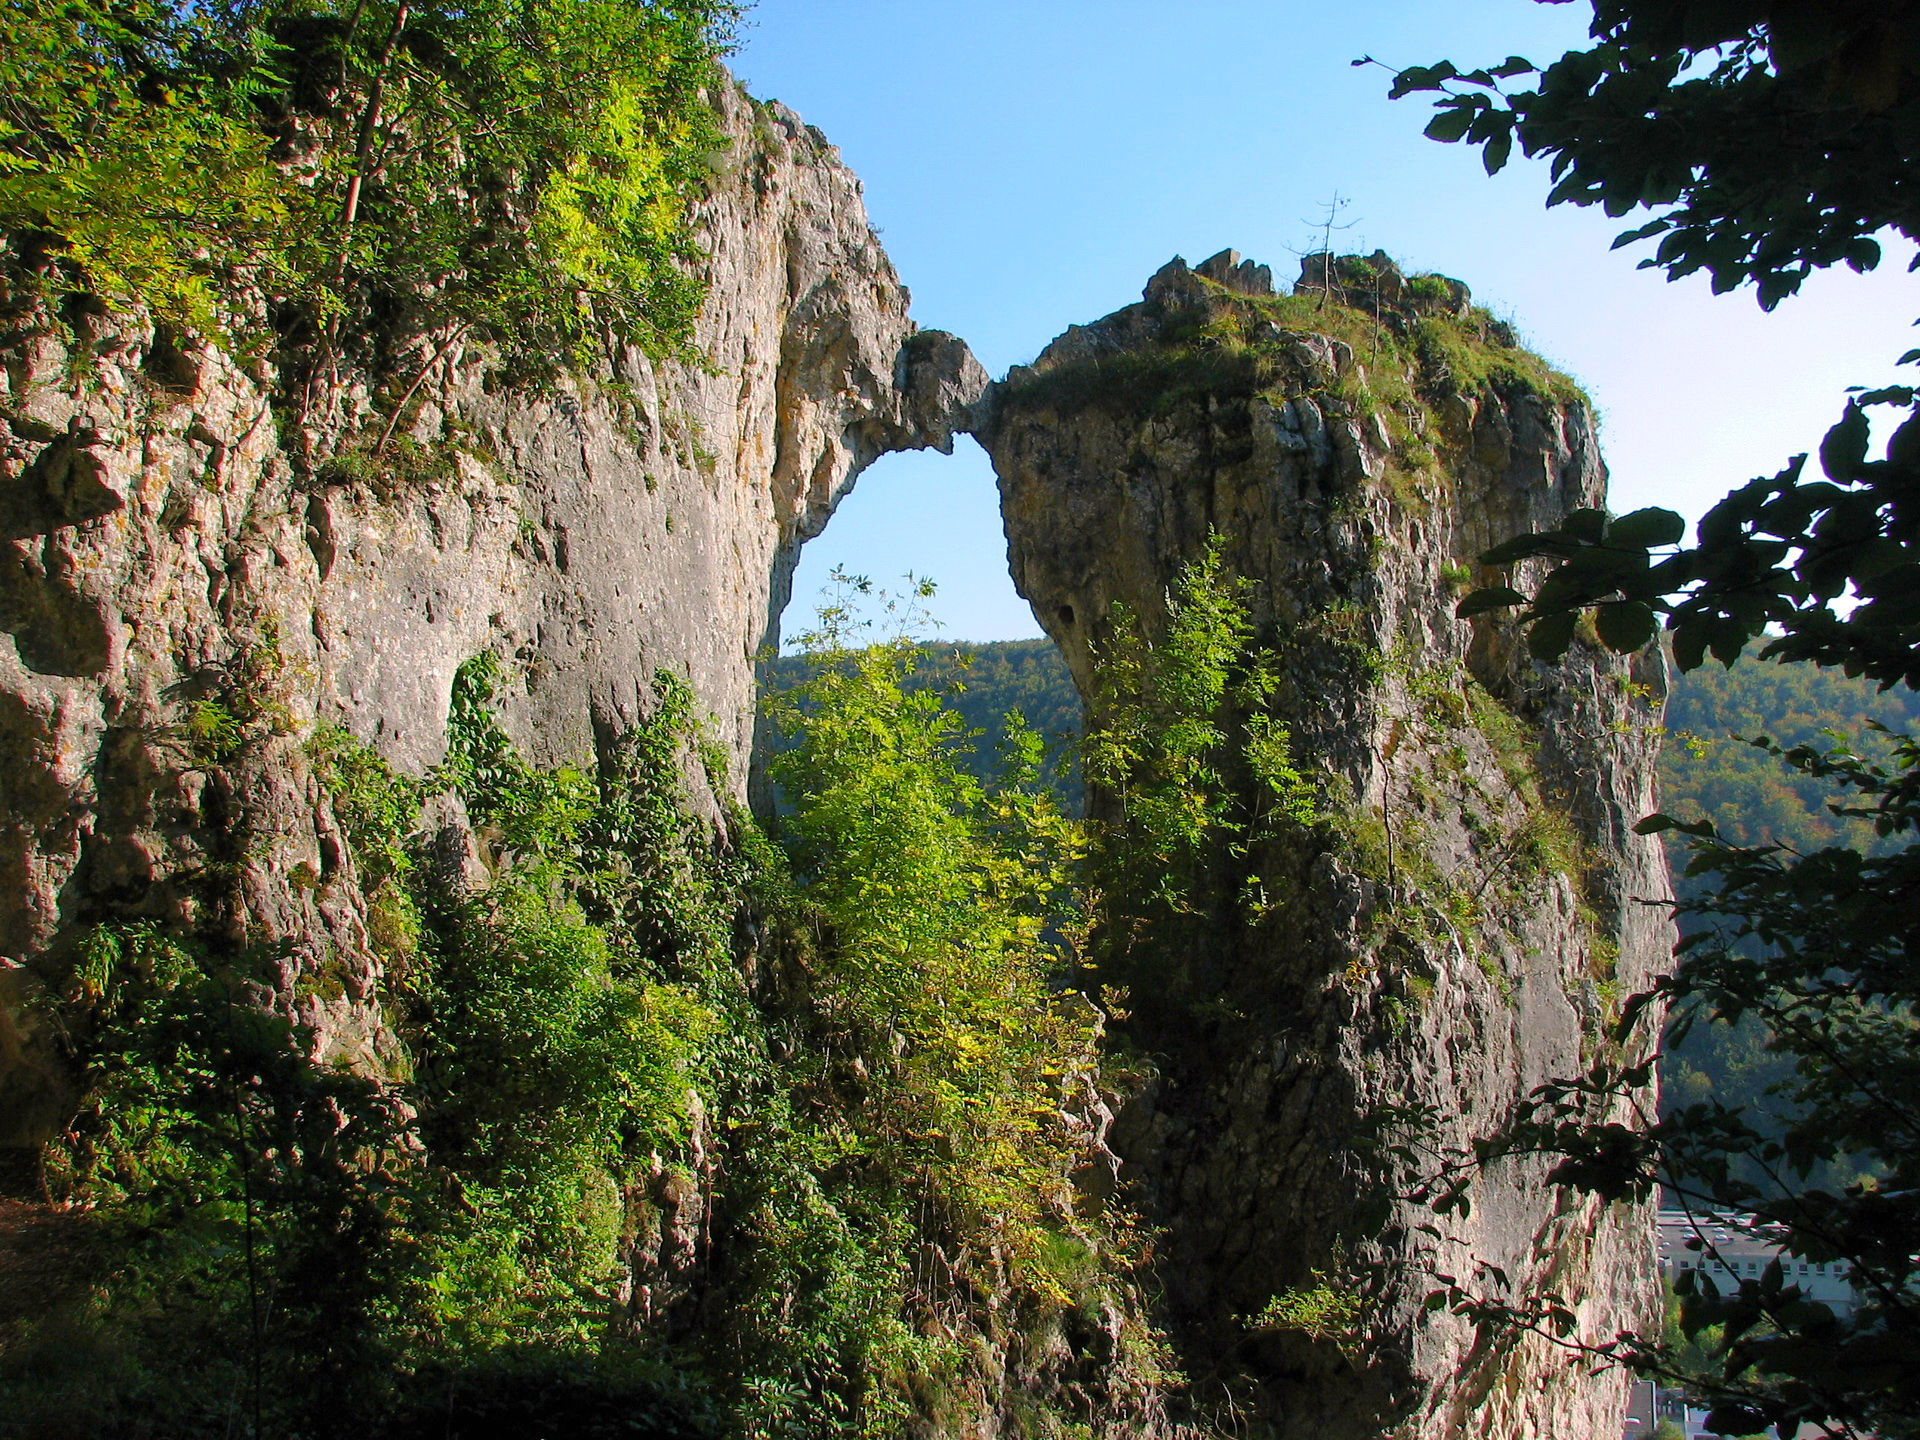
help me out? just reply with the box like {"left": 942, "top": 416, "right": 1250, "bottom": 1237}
{"left": 1660, "top": 660, "right": 1920, "bottom": 857}
{"left": 776, "top": 637, "right": 1917, "bottom": 854}
{"left": 766, "top": 639, "right": 1083, "bottom": 807}
{"left": 1655, "top": 659, "right": 1918, "bottom": 1149}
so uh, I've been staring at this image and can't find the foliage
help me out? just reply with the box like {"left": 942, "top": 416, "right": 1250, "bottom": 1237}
{"left": 0, "top": 0, "right": 737, "bottom": 363}
{"left": 18, "top": 661, "right": 734, "bottom": 1435}
{"left": 1250, "top": 1272, "right": 1365, "bottom": 1359}
{"left": 787, "top": 633, "right": 1917, "bottom": 1122}
{"left": 1453, "top": 425, "right": 1920, "bottom": 688}
{"left": 1656, "top": 656, "right": 1920, "bottom": 1195}
{"left": 761, "top": 585, "right": 1134, "bottom": 1377}
{"left": 0, "top": 0, "right": 294, "bottom": 330}
{"left": 1658, "top": 652, "right": 1920, "bottom": 861}
{"left": 1373, "top": 2, "right": 1920, "bottom": 308}
{"left": 18, "top": 623, "right": 1167, "bottom": 1437}
{"left": 1083, "top": 546, "right": 1310, "bottom": 886}
{"left": 1074, "top": 544, "right": 1322, "bottom": 1039}
{"left": 767, "top": 638, "right": 1085, "bottom": 810}
{"left": 1385, "top": 6, "right": 1920, "bottom": 1435}
{"left": 27, "top": 923, "right": 417, "bottom": 1436}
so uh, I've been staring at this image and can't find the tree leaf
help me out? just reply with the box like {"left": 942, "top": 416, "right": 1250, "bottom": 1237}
{"left": 1707, "top": 616, "right": 1751, "bottom": 664}
{"left": 1594, "top": 600, "right": 1657, "bottom": 652}
{"left": 1481, "top": 532, "right": 1562, "bottom": 565}
{"left": 1526, "top": 610, "right": 1578, "bottom": 662}
{"left": 1424, "top": 101, "right": 1481, "bottom": 143}
{"left": 1605, "top": 507, "right": 1686, "bottom": 549}
{"left": 1483, "top": 127, "right": 1514, "bottom": 175}
{"left": 1562, "top": 507, "right": 1608, "bottom": 543}
{"left": 1611, "top": 218, "right": 1670, "bottom": 249}
{"left": 1634, "top": 813, "right": 1714, "bottom": 837}
{"left": 1455, "top": 585, "right": 1526, "bottom": 618}
{"left": 1819, "top": 402, "right": 1870, "bottom": 482}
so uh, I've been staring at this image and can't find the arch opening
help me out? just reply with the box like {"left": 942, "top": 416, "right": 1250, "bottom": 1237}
{"left": 777, "top": 437, "right": 1036, "bottom": 648}
{"left": 754, "top": 435, "right": 1084, "bottom": 817}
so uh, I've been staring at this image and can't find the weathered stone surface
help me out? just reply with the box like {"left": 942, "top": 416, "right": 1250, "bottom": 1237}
{"left": 1195, "top": 247, "right": 1276, "bottom": 297}
{"left": 0, "top": 79, "right": 984, "bottom": 1102}
{"left": 977, "top": 253, "right": 1669, "bottom": 1440}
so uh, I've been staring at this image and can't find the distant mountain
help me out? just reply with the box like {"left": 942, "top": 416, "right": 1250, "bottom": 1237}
{"left": 1658, "top": 653, "right": 1920, "bottom": 858}
{"left": 1653, "top": 656, "right": 1917, "bottom": 1158}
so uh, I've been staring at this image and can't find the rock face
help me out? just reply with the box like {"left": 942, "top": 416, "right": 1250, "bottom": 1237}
{"left": 0, "top": 59, "right": 1669, "bottom": 1435}
{"left": 977, "top": 250, "right": 1669, "bottom": 1440}
{"left": 0, "top": 81, "right": 984, "bottom": 1137}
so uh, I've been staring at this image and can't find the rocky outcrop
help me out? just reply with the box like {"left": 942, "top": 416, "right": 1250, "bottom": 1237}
{"left": 977, "top": 250, "right": 1669, "bottom": 1440}
{"left": 0, "top": 54, "right": 1670, "bottom": 1434}
{"left": 0, "top": 80, "right": 984, "bottom": 1136}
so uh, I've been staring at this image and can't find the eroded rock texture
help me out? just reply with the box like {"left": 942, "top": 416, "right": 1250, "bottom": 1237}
{"left": 0, "top": 81, "right": 984, "bottom": 1138}
{"left": 978, "top": 251, "right": 1669, "bottom": 1440}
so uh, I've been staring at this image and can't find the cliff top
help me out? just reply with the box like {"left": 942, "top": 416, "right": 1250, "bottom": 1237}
{"left": 996, "top": 248, "right": 1587, "bottom": 430}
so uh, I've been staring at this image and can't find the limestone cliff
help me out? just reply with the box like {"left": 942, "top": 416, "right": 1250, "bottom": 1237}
{"left": 976, "top": 250, "right": 1670, "bottom": 1440}
{"left": 0, "top": 53, "right": 1670, "bottom": 1435}
{"left": 0, "top": 80, "right": 983, "bottom": 1137}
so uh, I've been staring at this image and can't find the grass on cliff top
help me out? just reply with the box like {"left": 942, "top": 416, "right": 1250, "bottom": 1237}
{"left": 1001, "top": 340, "right": 1278, "bottom": 419}
{"left": 1003, "top": 281, "right": 1588, "bottom": 425}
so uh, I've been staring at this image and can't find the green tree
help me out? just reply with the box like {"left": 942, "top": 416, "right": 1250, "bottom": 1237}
{"left": 0, "top": 0, "right": 295, "bottom": 328}
{"left": 753, "top": 583, "right": 1161, "bottom": 1436}
{"left": 1378, "top": 6, "right": 1920, "bottom": 1437}
{"left": 1, "top": 0, "right": 735, "bottom": 364}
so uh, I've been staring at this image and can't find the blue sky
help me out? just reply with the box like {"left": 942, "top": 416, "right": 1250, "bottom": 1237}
{"left": 734, "top": 1, "right": 1919, "bottom": 643}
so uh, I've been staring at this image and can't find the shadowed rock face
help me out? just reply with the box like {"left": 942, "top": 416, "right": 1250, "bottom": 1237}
{"left": 976, "top": 251, "right": 1669, "bottom": 1440}
{"left": 0, "top": 81, "right": 984, "bottom": 1128}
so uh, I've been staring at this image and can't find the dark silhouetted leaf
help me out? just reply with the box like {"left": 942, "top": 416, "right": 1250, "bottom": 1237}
{"left": 1595, "top": 600, "right": 1657, "bottom": 652}
{"left": 1456, "top": 586, "right": 1526, "bottom": 618}
{"left": 1606, "top": 507, "right": 1686, "bottom": 549}
{"left": 1527, "top": 610, "right": 1578, "bottom": 661}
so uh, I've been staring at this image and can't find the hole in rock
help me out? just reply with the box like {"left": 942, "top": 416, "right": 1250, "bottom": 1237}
{"left": 780, "top": 438, "right": 1034, "bottom": 647}
{"left": 759, "top": 436, "right": 1083, "bottom": 811}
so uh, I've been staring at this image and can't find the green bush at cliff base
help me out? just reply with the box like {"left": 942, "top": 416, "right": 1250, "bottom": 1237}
{"left": 756, "top": 582, "right": 1163, "bottom": 1434}
{"left": 16, "top": 922, "right": 418, "bottom": 1437}
{"left": 13, "top": 636, "right": 1163, "bottom": 1438}
{"left": 0, "top": 0, "right": 735, "bottom": 364}
{"left": 13, "top": 668, "right": 731, "bottom": 1436}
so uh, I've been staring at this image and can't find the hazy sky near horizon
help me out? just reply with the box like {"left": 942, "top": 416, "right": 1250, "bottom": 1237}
{"left": 734, "top": 1, "right": 1919, "bottom": 644}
